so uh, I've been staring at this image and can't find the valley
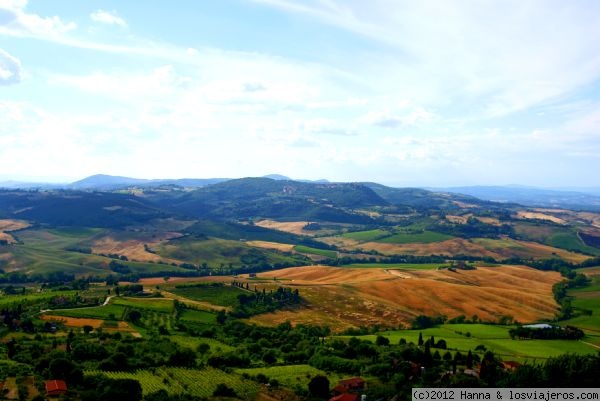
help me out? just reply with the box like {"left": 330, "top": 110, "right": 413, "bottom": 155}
{"left": 1, "top": 177, "right": 600, "bottom": 399}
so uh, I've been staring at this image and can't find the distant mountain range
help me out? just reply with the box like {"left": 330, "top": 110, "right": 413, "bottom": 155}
{"left": 0, "top": 174, "right": 329, "bottom": 191}
{"left": 439, "top": 186, "right": 600, "bottom": 211}
{"left": 2, "top": 174, "right": 600, "bottom": 211}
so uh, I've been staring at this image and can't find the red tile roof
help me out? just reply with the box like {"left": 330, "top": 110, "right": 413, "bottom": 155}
{"left": 330, "top": 393, "right": 359, "bottom": 401}
{"left": 339, "top": 377, "right": 365, "bottom": 387}
{"left": 45, "top": 380, "right": 68, "bottom": 395}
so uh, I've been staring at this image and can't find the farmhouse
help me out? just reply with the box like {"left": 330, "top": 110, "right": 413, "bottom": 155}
{"left": 333, "top": 377, "right": 366, "bottom": 395}
{"left": 502, "top": 361, "right": 522, "bottom": 371}
{"left": 45, "top": 380, "right": 68, "bottom": 397}
{"left": 330, "top": 393, "right": 360, "bottom": 401}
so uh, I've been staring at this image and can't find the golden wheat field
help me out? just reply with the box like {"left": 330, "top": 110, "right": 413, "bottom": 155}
{"left": 241, "top": 264, "right": 562, "bottom": 331}
{"left": 515, "top": 211, "right": 567, "bottom": 225}
{"left": 91, "top": 232, "right": 182, "bottom": 263}
{"left": 254, "top": 220, "right": 314, "bottom": 235}
{"left": 246, "top": 240, "right": 295, "bottom": 252}
{"left": 0, "top": 219, "right": 30, "bottom": 244}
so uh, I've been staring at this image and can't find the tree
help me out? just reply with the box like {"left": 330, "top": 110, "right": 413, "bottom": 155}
{"left": 418, "top": 332, "right": 424, "bottom": 346}
{"left": 216, "top": 310, "right": 227, "bottom": 324}
{"left": 308, "top": 375, "right": 330, "bottom": 399}
{"left": 262, "top": 350, "right": 277, "bottom": 365}
{"left": 104, "top": 378, "right": 142, "bottom": 401}
{"left": 83, "top": 325, "right": 93, "bottom": 335}
{"left": 213, "top": 383, "right": 237, "bottom": 397}
{"left": 169, "top": 349, "right": 197, "bottom": 367}
{"left": 127, "top": 310, "right": 142, "bottom": 323}
{"left": 466, "top": 350, "right": 474, "bottom": 369}
{"left": 197, "top": 343, "right": 210, "bottom": 355}
{"left": 376, "top": 335, "right": 390, "bottom": 346}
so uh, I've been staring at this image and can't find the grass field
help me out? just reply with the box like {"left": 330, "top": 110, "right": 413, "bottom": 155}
{"left": 111, "top": 297, "right": 175, "bottom": 313}
{"left": 49, "top": 304, "right": 128, "bottom": 320}
{"left": 547, "top": 232, "right": 600, "bottom": 256}
{"left": 179, "top": 309, "right": 216, "bottom": 324}
{"left": 169, "top": 284, "right": 245, "bottom": 307}
{"left": 342, "top": 229, "right": 390, "bottom": 242}
{"left": 347, "top": 324, "right": 599, "bottom": 361}
{"left": 236, "top": 365, "right": 344, "bottom": 390}
{"left": 472, "top": 237, "right": 590, "bottom": 263}
{"left": 86, "top": 367, "right": 260, "bottom": 397}
{"left": 168, "top": 336, "right": 234, "bottom": 353}
{"left": 560, "top": 274, "right": 600, "bottom": 339}
{"left": 3, "top": 227, "right": 198, "bottom": 277}
{"left": 376, "top": 230, "right": 454, "bottom": 244}
{"left": 158, "top": 237, "right": 300, "bottom": 268}
{"left": 293, "top": 245, "right": 337, "bottom": 258}
{"left": 0, "top": 290, "right": 78, "bottom": 308}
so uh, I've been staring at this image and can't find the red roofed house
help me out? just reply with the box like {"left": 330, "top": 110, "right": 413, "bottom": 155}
{"left": 331, "top": 377, "right": 366, "bottom": 400}
{"left": 502, "top": 361, "right": 522, "bottom": 371}
{"left": 330, "top": 393, "right": 360, "bottom": 401}
{"left": 334, "top": 377, "right": 365, "bottom": 394}
{"left": 45, "top": 380, "right": 68, "bottom": 397}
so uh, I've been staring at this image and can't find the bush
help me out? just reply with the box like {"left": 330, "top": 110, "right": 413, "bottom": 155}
{"left": 308, "top": 375, "right": 330, "bottom": 399}
{"left": 213, "top": 383, "right": 237, "bottom": 397}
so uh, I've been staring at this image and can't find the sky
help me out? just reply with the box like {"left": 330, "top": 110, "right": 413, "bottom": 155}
{"left": 1, "top": 0, "right": 600, "bottom": 187}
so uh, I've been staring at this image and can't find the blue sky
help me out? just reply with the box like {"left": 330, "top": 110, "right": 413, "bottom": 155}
{"left": 1, "top": 0, "right": 600, "bottom": 187}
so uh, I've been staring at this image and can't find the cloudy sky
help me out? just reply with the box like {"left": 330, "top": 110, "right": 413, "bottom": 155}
{"left": 1, "top": 0, "right": 600, "bottom": 187}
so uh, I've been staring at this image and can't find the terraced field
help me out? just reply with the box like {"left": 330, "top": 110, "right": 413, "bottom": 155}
{"left": 86, "top": 367, "right": 260, "bottom": 397}
{"left": 236, "top": 365, "right": 344, "bottom": 391}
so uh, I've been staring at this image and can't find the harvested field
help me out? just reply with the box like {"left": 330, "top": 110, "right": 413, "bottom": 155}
{"left": 446, "top": 215, "right": 470, "bottom": 224}
{"left": 41, "top": 314, "right": 137, "bottom": 332}
{"left": 516, "top": 211, "right": 567, "bottom": 225}
{"left": 353, "top": 238, "right": 502, "bottom": 258}
{"left": 0, "top": 219, "right": 30, "bottom": 244}
{"left": 473, "top": 238, "right": 590, "bottom": 263}
{"left": 575, "top": 212, "right": 600, "bottom": 228}
{"left": 246, "top": 240, "right": 295, "bottom": 252}
{"left": 243, "top": 264, "right": 562, "bottom": 331}
{"left": 453, "top": 201, "right": 478, "bottom": 208}
{"left": 475, "top": 216, "right": 501, "bottom": 225}
{"left": 255, "top": 220, "right": 313, "bottom": 235}
{"left": 139, "top": 276, "right": 213, "bottom": 285}
{"left": 317, "top": 236, "right": 361, "bottom": 248}
{"left": 351, "top": 236, "right": 590, "bottom": 263}
{"left": 579, "top": 267, "right": 600, "bottom": 277}
{"left": 91, "top": 231, "right": 182, "bottom": 263}
{"left": 0, "top": 219, "right": 30, "bottom": 232}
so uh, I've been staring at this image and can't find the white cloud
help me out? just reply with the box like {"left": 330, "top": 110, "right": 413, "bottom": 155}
{"left": 0, "top": 48, "right": 21, "bottom": 84}
{"left": 257, "top": 0, "right": 600, "bottom": 118}
{"left": 0, "top": 0, "right": 76, "bottom": 38}
{"left": 361, "top": 106, "right": 435, "bottom": 129}
{"left": 90, "top": 10, "right": 127, "bottom": 27}
{"left": 51, "top": 65, "right": 191, "bottom": 101}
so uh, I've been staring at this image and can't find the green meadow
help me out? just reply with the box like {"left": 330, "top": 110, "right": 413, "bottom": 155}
{"left": 168, "top": 284, "right": 245, "bottom": 307}
{"left": 345, "top": 324, "right": 599, "bottom": 361}
{"left": 293, "top": 245, "right": 337, "bottom": 258}
{"left": 376, "top": 230, "right": 453, "bottom": 244}
{"left": 342, "top": 229, "right": 390, "bottom": 242}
